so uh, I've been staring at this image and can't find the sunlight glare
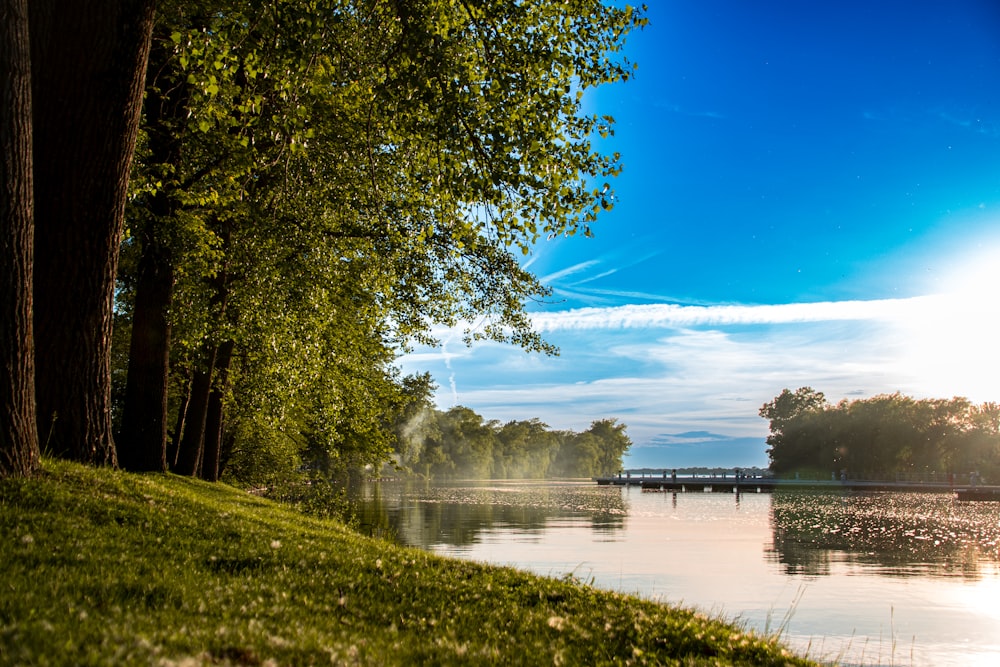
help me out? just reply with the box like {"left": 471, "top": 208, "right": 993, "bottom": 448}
{"left": 896, "top": 244, "right": 1000, "bottom": 401}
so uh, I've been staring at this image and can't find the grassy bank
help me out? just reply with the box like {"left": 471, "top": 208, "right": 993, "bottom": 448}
{"left": 0, "top": 461, "right": 816, "bottom": 666}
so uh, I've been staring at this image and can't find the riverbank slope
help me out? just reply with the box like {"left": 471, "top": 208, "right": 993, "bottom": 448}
{"left": 1, "top": 460, "right": 815, "bottom": 665}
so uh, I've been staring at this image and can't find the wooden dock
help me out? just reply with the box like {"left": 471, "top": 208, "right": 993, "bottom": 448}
{"left": 594, "top": 472, "right": 1000, "bottom": 497}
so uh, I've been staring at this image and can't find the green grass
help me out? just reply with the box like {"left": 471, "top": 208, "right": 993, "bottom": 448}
{"left": 0, "top": 460, "right": 817, "bottom": 666}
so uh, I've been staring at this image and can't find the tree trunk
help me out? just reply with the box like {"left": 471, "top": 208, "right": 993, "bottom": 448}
{"left": 200, "top": 340, "right": 235, "bottom": 482}
{"left": 168, "top": 369, "right": 192, "bottom": 469}
{"left": 117, "top": 30, "right": 191, "bottom": 472}
{"left": 218, "top": 423, "right": 238, "bottom": 480}
{"left": 29, "top": 0, "right": 155, "bottom": 465}
{"left": 173, "top": 349, "right": 217, "bottom": 477}
{"left": 0, "top": 0, "right": 40, "bottom": 477}
{"left": 117, "top": 230, "right": 172, "bottom": 471}
{"left": 174, "top": 219, "right": 231, "bottom": 478}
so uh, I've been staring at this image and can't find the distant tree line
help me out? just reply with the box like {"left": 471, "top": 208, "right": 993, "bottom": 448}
{"left": 760, "top": 387, "right": 1000, "bottom": 480}
{"left": 399, "top": 409, "right": 632, "bottom": 480}
{"left": 377, "top": 375, "right": 631, "bottom": 480}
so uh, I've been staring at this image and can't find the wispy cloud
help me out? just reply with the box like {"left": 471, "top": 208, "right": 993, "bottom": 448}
{"left": 661, "top": 102, "right": 726, "bottom": 120}
{"left": 565, "top": 249, "right": 663, "bottom": 287}
{"left": 400, "top": 291, "right": 1000, "bottom": 468}
{"left": 569, "top": 268, "right": 620, "bottom": 286}
{"left": 936, "top": 110, "right": 1000, "bottom": 139}
{"left": 539, "top": 260, "right": 602, "bottom": 283}
{"left": 549, "top": 286, "right": 700, "bottom": 306}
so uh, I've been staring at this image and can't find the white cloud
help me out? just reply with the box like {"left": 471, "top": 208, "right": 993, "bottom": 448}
{"left": 399, "top": 292, "right": 1000, "bottom": 468}
{"left": 528, "top": 296, "right": 936, "bottom": 332}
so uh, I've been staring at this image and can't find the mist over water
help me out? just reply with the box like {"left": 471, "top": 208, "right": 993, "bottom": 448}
{"left": 352, "top": 481, "right": 1000, "bottom": 666}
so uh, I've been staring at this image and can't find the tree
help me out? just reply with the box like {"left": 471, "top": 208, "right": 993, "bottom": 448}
{"left": 759, "top": 387, "right": 827, "bottom": 465}
{"left": 762, "top": 388, "right": 1000, "bottom": 478}
{"left": 966, "top": 402, "right": 1000, "bottom": 477}
{"left": 0, "top": 0, "right": 40, "bottom": 477}
{"left": 391, "top": 373, "right": 439, "bottom": 472}
{"left": 759, "top": 387, "right": 827, "bottom": 434}
{"left": 387, "top": 400, "right": 632, "bottom": 480}
{"left": 29, "top": 0, "right": 156, "bottom": 465}
{"left": 586, "top": 418, "right": 632, "bottom": 476}
{"left": 115, "top": 0, "right": 647, "bottom": 478}
{"left": 437, "top": 407, "right": 496, "bottom": 479}
{"left": 551, "top": 431, "right": 604, "bottom": 478}
{"left": 495, "top": 419, "right": 558, "bottom": 478}
{"left": 770, "top": 405, "right": 850, "bottom": 474}
{"left": 116, "top": 20, "right": 196, "bottom": 472}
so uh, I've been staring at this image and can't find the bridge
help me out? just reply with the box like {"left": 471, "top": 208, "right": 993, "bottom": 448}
{"left": 594, "top": 470, "right": 1000, "bottom": 497}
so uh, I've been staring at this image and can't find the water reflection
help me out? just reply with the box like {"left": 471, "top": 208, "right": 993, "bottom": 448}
{"left": 349, "top": 481, "right": 1000, "bottom": 665}
{"left": 352, "top": 480, "right": 627, "bottom": 548}
{"left": 354, "top": 482, "right": 1000, "bottom": 580}
{"left": 767, "top": 491, "right": 1000, "bottom": 580}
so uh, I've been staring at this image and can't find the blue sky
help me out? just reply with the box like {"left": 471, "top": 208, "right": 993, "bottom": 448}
{"left": 401, "top": 0, "right": 1000, "bottom": 469}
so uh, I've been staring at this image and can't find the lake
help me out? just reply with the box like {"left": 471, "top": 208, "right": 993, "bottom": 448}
{"left": 350, "top": 480, "right": 1000, "bottom": 666}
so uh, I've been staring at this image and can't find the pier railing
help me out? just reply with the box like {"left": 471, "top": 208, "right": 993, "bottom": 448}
{"left": 600, "top": 469, "right": 982, "bottom": 484}
{"left": 594, "top": 470, "right": 991, "bottom": 493}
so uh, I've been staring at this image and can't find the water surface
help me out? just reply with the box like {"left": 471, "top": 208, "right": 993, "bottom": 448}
{"left": 352, "top": 480, "right": 1000, "bottom": 666}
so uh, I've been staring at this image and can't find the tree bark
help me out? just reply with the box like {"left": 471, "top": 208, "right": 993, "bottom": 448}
{"left": 200, "top": 340, "right": 235, "bottom": 482}
{"left": 173, "top": 349, "right": 216, "bottom": 477}
{"left": 0, "top": 0, "right": 41, "bottom": 477}
{"left": 117, "top": 229, "right": 172, "bottom": 471}
{"left": 168, "top": 369, "right": 192, "bottom": 469}
{"left": 29, "top": 0, "right": 155, "bottom": 465}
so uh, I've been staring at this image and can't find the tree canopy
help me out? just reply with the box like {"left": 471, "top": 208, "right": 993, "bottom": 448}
{"left": 388, "top": 391, "right": 632, "bottom": 480}
{"left": 105, "top": 0, "right": 648, "bottom": 483}
{"left": 0, "top": 0, "right": 650, "bottom": 482}
{"left": 761, "top": 388, "right": 1000, "bottom": 480}
{"left": 2, "top": 0, "right": 648, "bottom": 480}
